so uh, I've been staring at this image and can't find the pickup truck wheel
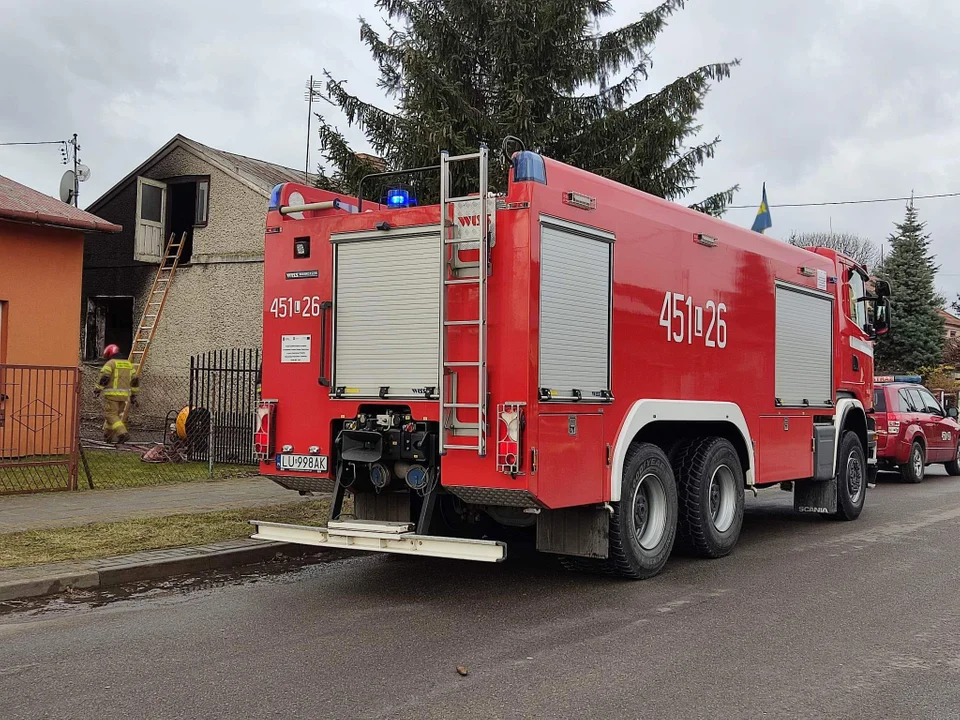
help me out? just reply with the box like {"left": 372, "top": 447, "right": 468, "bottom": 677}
{"left": 834, "top": 431, "right": 866, "bottom": 520}
{"left": 607, "top": 442, "right": 678, "bottom": 579}
{"left": 675, "top": 437, "right": 745, "bottom": 558}
{"left": 900, "top": 441, "right": 925, "bottom": 484}
{"left": 944, "top": 443, "right": 960, "bottom": 476}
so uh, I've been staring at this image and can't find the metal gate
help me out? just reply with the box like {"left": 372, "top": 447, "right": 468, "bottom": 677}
{"left": 188, "top": 349, "right": 261, "bottom": 466}
{"left": 0, "top": 365, "right": 80, "bottom": 494}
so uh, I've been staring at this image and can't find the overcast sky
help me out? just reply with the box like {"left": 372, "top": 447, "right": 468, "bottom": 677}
{"left": 2, "top": 1, "right": 959, "bottom": 298}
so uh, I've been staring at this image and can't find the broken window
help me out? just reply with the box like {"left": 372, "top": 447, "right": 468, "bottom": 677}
{"left": 85, "top": 297, "right": 134, "bottom": 361}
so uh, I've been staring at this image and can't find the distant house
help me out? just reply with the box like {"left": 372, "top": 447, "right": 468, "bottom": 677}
{"left": 82, "top": 134, "right": 315, "bottom": 426}
{"left": 940, "top": 308, "right": 960, "bottom": 341}
{"left": 0, "top": 176, "right": 120, "bottom": 460}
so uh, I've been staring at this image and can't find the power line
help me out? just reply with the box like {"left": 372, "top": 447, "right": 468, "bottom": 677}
{"left": 728, "top": 190, "right": 960, "bottom": 210}
{"left": 0, "top": 140, "right": 66, "bottom": 147}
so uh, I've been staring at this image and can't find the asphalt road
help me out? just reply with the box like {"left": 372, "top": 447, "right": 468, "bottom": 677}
{"left": 4, "top": 468, "right": 960, "bottom": 720}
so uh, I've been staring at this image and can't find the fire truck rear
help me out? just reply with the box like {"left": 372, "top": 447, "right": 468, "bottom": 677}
{"left": 251, "top": 146, "right": 890, "bottom": 579}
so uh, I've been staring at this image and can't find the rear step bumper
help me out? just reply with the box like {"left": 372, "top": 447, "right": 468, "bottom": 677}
{"left": 249, "top": 519, "right": 506, "bottom": 563}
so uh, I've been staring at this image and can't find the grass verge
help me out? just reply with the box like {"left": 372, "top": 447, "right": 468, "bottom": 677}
{"left": 0, "top": 450, "right": 256, "bottom": 494}
{"left": 0, "top": 498, "right": 337, "bottom": 569}
{"left": 81, "top": 449, "right": 256, "bottom": 490}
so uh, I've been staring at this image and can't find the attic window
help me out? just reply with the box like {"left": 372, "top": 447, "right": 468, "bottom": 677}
{"left": 195, "top": 179, "right": 209, "bottom": 226}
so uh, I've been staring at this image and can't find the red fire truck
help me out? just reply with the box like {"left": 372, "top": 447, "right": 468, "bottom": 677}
{"left": 251, "top": 146, "right": 891, "bottom": 579}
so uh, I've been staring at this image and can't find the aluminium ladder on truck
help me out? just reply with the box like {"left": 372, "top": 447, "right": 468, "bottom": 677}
{"left": 121, "top": 231, "right": 186, "bottom": 423}
{"left": 438, "top": 146, "right": 490, "bottom": 457}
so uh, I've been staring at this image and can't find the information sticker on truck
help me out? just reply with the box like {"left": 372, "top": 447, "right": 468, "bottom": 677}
{"left": 281, "top": 335, "right": 311, "bottom": 363}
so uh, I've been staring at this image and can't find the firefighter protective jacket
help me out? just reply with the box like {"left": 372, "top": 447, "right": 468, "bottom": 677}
{"left": 98, "top": 358, "right": 140, "bottom": 400}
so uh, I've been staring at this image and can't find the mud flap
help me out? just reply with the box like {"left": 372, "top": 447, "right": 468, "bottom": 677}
{"left": 794, "top": 476, "right": 838, "bottom": 515}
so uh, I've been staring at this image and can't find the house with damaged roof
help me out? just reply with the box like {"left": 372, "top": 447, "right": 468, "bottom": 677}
{"left": 81, "top": 134, "right": 316, "bottom": 431}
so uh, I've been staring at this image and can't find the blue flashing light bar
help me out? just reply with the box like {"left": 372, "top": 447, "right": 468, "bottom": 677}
{"left": 268, "top": 183, "right": 284, "bottom": 210}
{"left": 874, "top": 375, "right": 922, "bottom": 384}
{"left": 513, "top": 151, "right": 547, "bottom": 184}
{"left": 386, "top": 188, "right": 417, "bottom": 208}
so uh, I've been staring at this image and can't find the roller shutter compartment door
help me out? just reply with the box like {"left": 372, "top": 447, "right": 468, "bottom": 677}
{"left": 333, "top": 230, "right": 440, "bottom": 398}
{"left": 538, "top": 219, "right": 613, "bottom": 401}
{"left": 775, "top": 283, "right": 834, "bottom": 408}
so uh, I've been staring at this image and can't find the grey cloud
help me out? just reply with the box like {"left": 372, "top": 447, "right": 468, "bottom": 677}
{"left": 1, "top": 0, "right": 958, "bottom": 296}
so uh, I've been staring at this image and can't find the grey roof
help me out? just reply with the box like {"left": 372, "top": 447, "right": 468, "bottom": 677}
{"left": 190, "top": 139, "right": 320, "bottom": 192}
{"left": 87, "top": 134, "right": 319, "bottom": 213}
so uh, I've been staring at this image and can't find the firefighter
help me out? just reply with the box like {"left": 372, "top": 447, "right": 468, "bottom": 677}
{"left": 94, "top": 344, "right": 139, "bottom": 443}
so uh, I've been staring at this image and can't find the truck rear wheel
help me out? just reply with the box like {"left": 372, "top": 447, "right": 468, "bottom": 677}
{"left": 900, "top": 441, "right": 925, "bottom": 484}
{"left": 607, "top": 442, "right": 678, "bottom": 579}
{"left": 834, "top": 430, "right": 866, "bottom": 520}
{"left": 675, "top": 437, "right": 745, "bottom": 559}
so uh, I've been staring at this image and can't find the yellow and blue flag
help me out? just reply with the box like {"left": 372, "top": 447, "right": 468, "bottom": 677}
{"left": 751, "top": 183, "right": 772, "bottom": 234}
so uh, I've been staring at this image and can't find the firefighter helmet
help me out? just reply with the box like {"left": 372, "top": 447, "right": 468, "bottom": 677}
{"left": 102, "top": 344, "right": 121, "bottom": 360}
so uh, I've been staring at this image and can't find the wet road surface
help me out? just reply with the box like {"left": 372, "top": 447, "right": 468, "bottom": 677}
{"left": 4, "top": 468, "right": 960, "bottom": 719}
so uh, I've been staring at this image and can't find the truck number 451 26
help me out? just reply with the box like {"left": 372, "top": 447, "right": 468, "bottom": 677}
{"left": 270, "top": 296, "right": 322, "bottom": 318}
{"left": 658, "top": 291, "right": 727, "bottom": 348}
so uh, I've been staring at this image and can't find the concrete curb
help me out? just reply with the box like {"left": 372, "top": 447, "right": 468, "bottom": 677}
{"left": 0, "top": 540, "right": 322, "bottom": 603}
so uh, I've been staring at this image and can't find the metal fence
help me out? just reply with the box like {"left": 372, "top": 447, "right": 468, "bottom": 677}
{"left": 0, "top": 365, "right": 80, "bottom": 494}
{"left": 74, "top": 354, "right": 261, "bottom": 490}
{"left": 189, "top": 348, "right": 261, "bottom": 466}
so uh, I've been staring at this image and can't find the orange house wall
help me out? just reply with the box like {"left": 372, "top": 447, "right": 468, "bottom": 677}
{"left": 0, "top": 221, "right": 84, "bottom": 366}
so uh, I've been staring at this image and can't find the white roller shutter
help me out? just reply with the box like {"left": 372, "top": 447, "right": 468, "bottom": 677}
{"left": 333, "top": 228, "right": 440, "bottom": 398}
{"left": 775, "top": 283, "right": 833, "bottom": 407}
{"left": 539, "top": 218, "right": 613, "bottom": 401}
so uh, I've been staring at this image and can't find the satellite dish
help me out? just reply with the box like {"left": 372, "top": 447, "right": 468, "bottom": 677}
{"left": 59, "top": 170, "right": 76, "bottom": 203}
{"left": 77, "top": 164, "right": 91, "bottom": 182}
{"left": 287, "top": 191, "right": 305, "bottom": 219}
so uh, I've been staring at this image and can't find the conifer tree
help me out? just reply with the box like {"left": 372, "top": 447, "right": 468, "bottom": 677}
{"left": 315, "top": 0, "right": 738, "bottom": 212}
{"left": 874, "top": 203, "right": 944, "bottom": 372}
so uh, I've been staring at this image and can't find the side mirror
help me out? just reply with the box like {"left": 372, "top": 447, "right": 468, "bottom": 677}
{"left": 949, "top": 407, "right": 958, "bottom": 419}
{"left": 873, "top": 297, "right": 891, "bottom": 338}
{"left": 874, "top": 280, "right": 891, "bottom": 298}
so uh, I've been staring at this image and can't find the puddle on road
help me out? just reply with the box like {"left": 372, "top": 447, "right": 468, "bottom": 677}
{"left": 0, "top": 550, "right": 359, "bottom": 623}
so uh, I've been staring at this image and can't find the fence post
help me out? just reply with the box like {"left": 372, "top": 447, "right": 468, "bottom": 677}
{"left": 208, "top": 401, "right": 215, "bottom": 480}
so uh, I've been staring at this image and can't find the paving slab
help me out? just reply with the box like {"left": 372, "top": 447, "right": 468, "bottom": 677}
{"left": 0, "top": 477, "right": 311, "bottom": 533}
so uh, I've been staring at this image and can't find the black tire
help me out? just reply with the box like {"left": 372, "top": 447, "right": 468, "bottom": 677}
{"left": 675, "top": 437, "right": 745, "bottom": 558}
{"left": 899, "top": 441, "right": 925, "bottom": 484}
{"left": 945, "top": 443, "right": 960, "bottom": 476}
{"left": 607, "top": 442, "right": 678, "bottom": 579}
{"left": 834, "top": 431, "right": 867, "bottom": 520}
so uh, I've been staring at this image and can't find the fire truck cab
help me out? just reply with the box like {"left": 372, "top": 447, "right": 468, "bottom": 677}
{"left": 251, "top": 146, "right": 890, "bottom": 579}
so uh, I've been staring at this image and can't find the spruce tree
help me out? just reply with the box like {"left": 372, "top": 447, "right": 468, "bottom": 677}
{"left": 874, "top": 203, "right": 944, "bottom": 372}
{"left": 315, "top": 0, "right": 738, "bottom": 213}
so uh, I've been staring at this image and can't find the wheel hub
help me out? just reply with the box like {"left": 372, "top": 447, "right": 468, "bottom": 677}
{"left": 847, "top": 452, "right": 863, "bottom": 502}
{"left": 631, "top": 472, "right": 667, "bottom": 551}
{"left": 709, "top": 464, "right": 737, "bottom": 533}
{"left": 709, "top": 482, "right": 721, "bottom": 518}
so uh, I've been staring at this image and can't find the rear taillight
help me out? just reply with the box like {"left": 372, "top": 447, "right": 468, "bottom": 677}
{"left": 887, "top": 419, "right": 901, "bottom": 436}
{"left": 496, "top": 402, "right": 525, "bottom": 475}
{"left": 874, "top": 412, "right": 888, "bottom": 433}
{"left": 254, "top": 401, "right": 276, "bottom": 460}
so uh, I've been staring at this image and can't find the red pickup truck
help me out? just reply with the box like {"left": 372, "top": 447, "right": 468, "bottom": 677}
{"left": 874, "top": 378, "right": 960, "bottom": 482}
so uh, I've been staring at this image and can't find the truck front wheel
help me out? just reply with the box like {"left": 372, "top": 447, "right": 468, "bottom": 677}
{"left": 675, "top": 437, "right": 745, "bottom": 558}
{"left": 834, "top": 430, "right": 867, "bottom": 520}
{"left": 608, "top": 442, "right": 678, "bottom": 579}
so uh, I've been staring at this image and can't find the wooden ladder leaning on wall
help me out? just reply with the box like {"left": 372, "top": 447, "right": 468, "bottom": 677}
{"left": 121, "top": 232, "right": 187, "bottom": 424}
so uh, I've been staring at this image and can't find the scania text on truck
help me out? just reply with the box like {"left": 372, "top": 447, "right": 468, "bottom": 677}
{"left": 250, "top": 144, "right": 891, "bottom": 579}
